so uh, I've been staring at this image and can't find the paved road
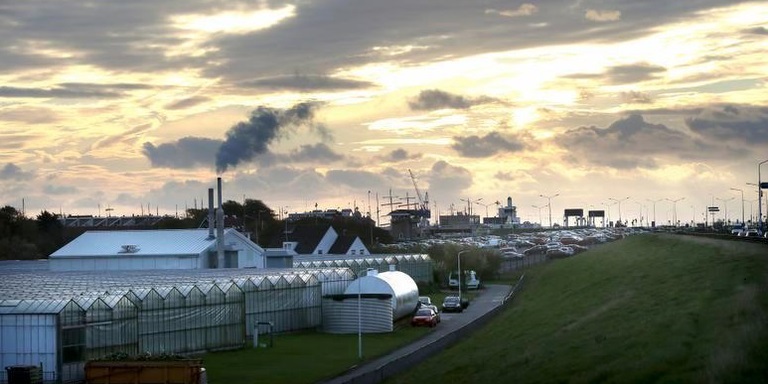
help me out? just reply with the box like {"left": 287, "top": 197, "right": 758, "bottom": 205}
{"left": 322, "top": 284, "right": 513, "bottom": 384}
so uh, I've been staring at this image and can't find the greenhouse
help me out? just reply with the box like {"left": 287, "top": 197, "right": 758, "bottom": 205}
{"left": 293, "top": 254, "right": 433, "bottom": 283}
{"left": 0, "top": 264, "right": 354, "bottom": 383}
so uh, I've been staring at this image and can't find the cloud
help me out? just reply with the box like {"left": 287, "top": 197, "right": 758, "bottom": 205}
{"left": 555, "top": 114, "right": 711, "bottom": 169}
{"left": 566, "top": 63, "right": 666, "bottom": 85}
{"left": 426, "top": 160, "right": 473, "bottom": 198}
{"left": 742, "top": 26, "right": 768, "bottom": 35}
{"left": 486, "top": 4, "right": 538, "bottom": 18}
{"left": 585, "top": 9, "right": 621, "bottom": 22}
{"left": 380, "top": 148, "right": 422, "bottom": 163}
{"left": 408, "top": 89, "right": 498, "bottom": 111}
{"left": 0, "top": 163, "right": 35, "bottom": 180}
{"left": 0, "top": 106, "right": 60, "bottom": 124}
{"left": 42, "top": 184, "right": 78, "bottom": 195}
{"left": 452, "top": 132, "right": 525, "bottom": 158}
{"left": 143, "top": 137, "right": 222, "bottom": 169}
{"left": 620, "top": 91, "right": 653, "bottom": 104}
{"left": 244, "top": 73, "right": 374, "bottom": 91}
{"left": 685, "top": 105, "right": 768, "bottom": 145}
{"left": 92, "top": 123, "right": 155, "bottom": 150}
{"left": 286, "top": 143, "right": 344, "bottom": 163}
{"left": 165, "top": 96, "right": 211, "bottom": 110}
{"left": 0, "top": 85, "right": 121, "bottom": 99}
{"left": 216, "top": 102, "right": 319, "bottom": 173}
{"left": 325, "top": 169, "right": 388, "bottom": 190}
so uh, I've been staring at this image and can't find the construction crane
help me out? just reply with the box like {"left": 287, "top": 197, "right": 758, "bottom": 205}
{"left": 408, "top": 169, "right": 430, "bottom": 219}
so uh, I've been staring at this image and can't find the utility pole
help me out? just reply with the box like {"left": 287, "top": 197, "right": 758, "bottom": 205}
{"left": 539, "top": 194, "right": 559, "bottom": 228}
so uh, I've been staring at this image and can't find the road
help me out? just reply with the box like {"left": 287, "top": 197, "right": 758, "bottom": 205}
{"left": 322, "top": 284, "right": 513, "bottom": 384}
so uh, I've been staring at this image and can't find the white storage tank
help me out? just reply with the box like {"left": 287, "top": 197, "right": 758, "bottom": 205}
{"left": 343, "top": 269, "right": 419, "bottom": 320}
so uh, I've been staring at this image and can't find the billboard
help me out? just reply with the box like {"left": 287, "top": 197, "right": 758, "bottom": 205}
{"left": 588, "top": 210, "right": 605, "bottom": 218}
{"left": 564, "top": 209, "right": 584, "bottom": 217}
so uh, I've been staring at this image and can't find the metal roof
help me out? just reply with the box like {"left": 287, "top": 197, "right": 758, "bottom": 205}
{"left": 49, "top": 228, "right": 250, "bottom": 257}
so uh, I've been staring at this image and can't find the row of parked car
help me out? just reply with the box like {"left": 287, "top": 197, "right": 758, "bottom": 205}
{"left": 411, "top": 295, "right": 469, "bottom": 327}
{"left": 730, "top": 228, "right": 766, "bottom": 238}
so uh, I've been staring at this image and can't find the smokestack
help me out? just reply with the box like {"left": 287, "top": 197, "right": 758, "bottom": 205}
{"left": 207, "top": 188, "right": 215, "bottom": 240}
{"left": 216, "top": 177, "right": 225, "bottom": 268}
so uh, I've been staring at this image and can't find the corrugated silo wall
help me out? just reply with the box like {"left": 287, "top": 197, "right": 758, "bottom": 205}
{"left": 321, "top": 297, "right": 394, "bottom": 334}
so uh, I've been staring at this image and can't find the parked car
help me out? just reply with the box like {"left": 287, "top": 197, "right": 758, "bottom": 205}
{"left": 417, "top": 296, "right": 440, "bottom": 320}
{"left": 442, "top": 295, "right": 463, "bottom": 313}
{"left": 745, "top": 229, "right": 760, "bottom": 237}
{"left": 411, "top": 308, "right": 439, "bottom": 327}
{"left": 731, "top": 228, "right": 744, "bottom": 236}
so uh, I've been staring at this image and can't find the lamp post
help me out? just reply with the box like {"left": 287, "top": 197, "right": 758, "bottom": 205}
{"left": 609, "top": 196, "right": 630, "bottom": 226}
{"left": 759, "top": 159, "right": 768, "bottom": 233}
{"left": 715, "top": 197, "right": 734, "bottom": 225}
{"left": 532, "top": 205, "right": 545, "bottom": 227}
{"left": 356, "top": 268, "right": 373, "bottom": 360}
{"left": 647, "top": 199, "right": 662, "bottom": 227}
{"left": 539, "top": 193, "right": 559, "bottom": 228}
{"left": 666, "top": 197, "right": 685, "bottom": 227}
{"left": 730, "top": 188, "right": 745, "bottom": 225}
{"left": 457, "top": 250, "right": 470, "bottom": 301}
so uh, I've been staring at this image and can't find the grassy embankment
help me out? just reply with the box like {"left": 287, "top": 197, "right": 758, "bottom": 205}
{"left": 391, "top": 234, "right": 768, "bottom": 383}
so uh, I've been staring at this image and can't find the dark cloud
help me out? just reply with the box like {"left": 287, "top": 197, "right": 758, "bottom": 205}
{"left": 565, "top": 63, "right": 666, "bottom": 85}
{"left": 408, "top": 89, "right": 498, "bottom": 111}
{"left": 286, "top": 143, "right": 344, "bottom": 163}
{"left": 742, "top": 26, "right": 768, "bottom": 35}
{"left": 0, "top": 107, "right": 60, "bottom": 124}
{"left": 325, "top": 170, "right": 388, "bottom": 190}
{"left": 244, "top": 74, "right": 373, "bottom": 91}
{"left": 426, "top": 160, "right": 473, "bottom": 199}
{"left": 0, "top": 85, "right": 121, "bottom": 99}
{"left": 42, "top": 184, "right": 78, "bottom": 195}
{"left": 381, "top": 148, "right": 422, "bottom": 162}
{"left": 620, "top": 90, "right": 653, "bottom": 104}
{"left": 452, "top": 132, "right": 525, "bottom": 158}
{"left": 0, "top": 163, "right": 34, "bottom": 180}
{"left": 165, "top": 96, "right": 211, "bottom": 110}
{"left": 555, "top": 114, "right": 710, "bottom": 169}
{"left": 685, "top": 105, "right": 768, "bottom": 145}
{"left": 143, "top": 137, "right": 222, "bottom": 169}
{"left": 216, "top": 102, "right": 319, "bottom": 173}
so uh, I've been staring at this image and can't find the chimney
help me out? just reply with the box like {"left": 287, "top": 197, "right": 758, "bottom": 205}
{"left": 207, "top": 188, "right": 215, "bottom": 240}
{"left": 216, "top": 177, "right": 225, "bottom": 268}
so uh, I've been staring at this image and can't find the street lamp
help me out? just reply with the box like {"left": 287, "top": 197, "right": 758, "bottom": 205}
{"left": 457, "top": 250, "right": 470, "bottom": 301}
{"left": 666, "top": 197, "right": 685, "bottom": 227}
{"left": 609, "top": 196, "right": 630, "bottom": 226}
{"left": 730, "top": 188, "right": 745, "bottom": 225}
{"left": 531, "top": 205, "right": 545, "bottom": 227}
{"left": 356, "top": 268, "right": 374, "bottom": 360}
{"left": 715, "top": 197, "right": 734, "bottom": 225}
{"left": 539, "top": 194, "right": 559, "bottom": 228}
{"left": 647, "top": 199, "right": 662, "bottom": 227}
{"left": 759, "top": 159, "right": 768, "bottom": 233}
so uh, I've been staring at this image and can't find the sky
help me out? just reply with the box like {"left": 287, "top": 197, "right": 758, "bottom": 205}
{"left": 1, "top": 0, "right": 767, "bottom": 227}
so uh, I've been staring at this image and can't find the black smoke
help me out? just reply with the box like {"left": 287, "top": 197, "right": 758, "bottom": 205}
{"left": 215, "top": 102, "right": 317, "bottom": 174}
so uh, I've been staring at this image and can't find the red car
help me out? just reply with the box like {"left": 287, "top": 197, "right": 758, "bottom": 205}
{"left": 411, "top": 308, "right": 439, "bottom": 327}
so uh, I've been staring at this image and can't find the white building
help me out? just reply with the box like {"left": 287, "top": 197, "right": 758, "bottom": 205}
{"left": 49, "top": 228, "right": 265, "bottom": 271}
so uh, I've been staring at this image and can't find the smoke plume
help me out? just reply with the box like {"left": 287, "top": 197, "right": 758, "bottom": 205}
{"left": 215, "top": 102, "right": 317, "bottom": 173}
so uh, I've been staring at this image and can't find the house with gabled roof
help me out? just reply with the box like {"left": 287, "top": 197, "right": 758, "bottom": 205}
{"left": 49, "top": 228, "right": 265, "bottom": 271}
{"left": 268, "top": 224, "right": 370, "bottom": 256}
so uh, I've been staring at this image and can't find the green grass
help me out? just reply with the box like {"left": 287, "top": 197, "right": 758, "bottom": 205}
{"left": 390, "top": 234, "right": 768, "bottom": 383}
{"left": 203, "top": 324, "right": 432, "bottom": 383}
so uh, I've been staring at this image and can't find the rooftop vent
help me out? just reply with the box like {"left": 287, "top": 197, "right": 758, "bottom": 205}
{"left": 119, "top": 244, "right": 140, "bottom": 253}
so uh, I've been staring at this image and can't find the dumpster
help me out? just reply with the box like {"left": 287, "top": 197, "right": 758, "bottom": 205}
{"left": 84, "top": 360, "right": 203, "bottom": 384}
{"left": 5, "top": 365, "right": 43, "bottom": 384}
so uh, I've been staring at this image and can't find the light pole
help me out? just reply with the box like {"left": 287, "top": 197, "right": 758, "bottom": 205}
{"left": 632, "top": 201, "right": 644, "bottom": 227}
{"left": 609, "top": 196, "right": 630, "bottom": 226}
{"left": 666, "top": 197, "right": 685, "bottom": 227}
{"left": 730, "top": 188, "right": 745, "bottom": 225}
{"left": 759, "top": 159, "right": 768, "bottom": 233}
{"left": 457, "top": 250, "right": 470, "bottom": 301}
{"left": 539, "top": 193, "right": 559, "bottom": 228}
{"left": 357, "top": 268, "right": 373, "bottom": 360}
{"left": 647, "top": 199, "right": 662, "bottom": 227}
{"left": 532, "top": 205, "right": 545, "bottom": 227}
{"left": 715, "top": 197, "right": 734, "bottom": 225}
